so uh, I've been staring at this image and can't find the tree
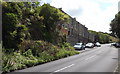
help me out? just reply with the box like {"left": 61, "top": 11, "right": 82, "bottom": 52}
{"left": 88, "top": 30, "right": 110, "bottom": 43}
{"left": 2, "top": 13, "right": 18, "bottom": 49}
{"left": 2, "top": 2, "right": 70, "bottom": 50}
{"left": 110, "top": 11, "right": 120, "bottom": 39}
{"left": 2, "top": 2, "right": 30, "bottom": 51}
{"left": 38, "top": 4, "right": 69, "bottom": 44}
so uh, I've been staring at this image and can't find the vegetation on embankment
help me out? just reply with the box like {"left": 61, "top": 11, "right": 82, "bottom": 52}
{"left": 2, "top": 40, "right": 79, "bottom": 73}
{"left": 89, "top": 30, "right": 119, "bottom": 43}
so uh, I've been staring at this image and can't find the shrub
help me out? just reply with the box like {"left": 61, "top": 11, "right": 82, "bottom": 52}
{"left": 2, "top": 41, "right": 79, "bottom": 73}
{"left": 2, "top": 52, "right": 26, "bottom": 72}
{"left": 60, "top": 42, "right": 75, "bottom": 51}
{"left": 39, "top": 51, "right": 55, "bottom": 62}
{"left": 55, "top": 49, "right": 67, "bottom": 59}
{"left": 2, "top": 51, "right": 39, "bottom": 72}
{"left": 19, "top": 40, "right": 34, "bottom": 52}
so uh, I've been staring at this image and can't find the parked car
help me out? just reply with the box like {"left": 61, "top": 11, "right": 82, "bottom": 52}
{"left": 111, "top": 42, "right": 120, "bottom": 48}
{"left": 95, "top": 42, "right": 101, "bottom": 47}
{"left": 74, "top": 43, "right": 85, "bottom": 50}
{"left": 111, "top": 43, "right": 116, "bottom": 46}
{"left": 85, "top": 43, "right": 94, "bottom": 48}
{"left": 115, "top": 43, "right": 120, "bottom": 48}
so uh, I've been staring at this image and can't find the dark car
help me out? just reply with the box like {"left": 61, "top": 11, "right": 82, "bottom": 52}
{"left": 74, "top": 43, "right": 85, "bottom": 50}
{"left": 111, "top": 42, "right": 120, "bottom": 48}
{"left": 111, "top": 43, "right": 116, "bottom": 46}
{"left": 115, "top": 43, "right": 120, "bottom": 48}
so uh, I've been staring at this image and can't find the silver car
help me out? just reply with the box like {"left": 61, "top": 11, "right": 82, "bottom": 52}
{"left": 74, "top": 43, "right": 85, "bottom": 50}
{"left": 95, "top": 42, "right": 101, "bottom": 47}
{"left": 85, "top": 43, "right": 94, "bottom": 48}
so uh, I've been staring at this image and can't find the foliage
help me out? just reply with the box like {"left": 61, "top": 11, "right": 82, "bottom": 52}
{"left": 2, "top": 13, "right": 18, "bottom": 49}
{"left": 2, "top": 51, "right": 39, "bottom": 72}
{"left": 89, "top": 30, "right": 111, "bottom": 43}
{"left": 3, "top": 41, "right": 79, "bottom": 72}
{"left": 55, "top": 48, "right": 79, "bottom": 59}
{"left": 109, "top": 36, "right": 119, "bottom": 42}
{"left": 2, "top": 2, "right": 30, "bottom": 50}
{"left": 38, "top": 4, "right": 70, "bottom": 43}
{"left": 98, "top": 32, "right": 110, "bottom": 43}
{"left": 2, "top": 2, "right": 70, "bottom": 49}
{"left": 3, "top": 52, "right": 27, "bottom": 72}
{"left": 59, "top": 42, "right": 75, "bottom": 50}
{"left": 110, "top": 11, "right": 120, "bottom": 39}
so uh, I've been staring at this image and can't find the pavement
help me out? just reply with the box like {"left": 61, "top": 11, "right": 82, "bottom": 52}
{"left": 7, "top": 44, "right": 118, "bottom": 74}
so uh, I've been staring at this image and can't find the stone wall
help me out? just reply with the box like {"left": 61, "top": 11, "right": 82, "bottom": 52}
{"left": 58, "top": 8, "right": 95, "bottom": 45}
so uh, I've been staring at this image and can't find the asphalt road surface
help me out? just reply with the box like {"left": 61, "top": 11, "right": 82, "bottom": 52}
{"left": 8, "top": 44, "right": 118, "bottom": 74}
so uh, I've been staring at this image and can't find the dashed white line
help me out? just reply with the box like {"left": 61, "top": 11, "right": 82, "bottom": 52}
{"left": 53, "top": 64, "right": 74, "bottom": 73}
{"left": 51, "top": 55, "right": 98, "bottom": 74}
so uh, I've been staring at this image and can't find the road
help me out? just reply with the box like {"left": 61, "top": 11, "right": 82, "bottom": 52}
{"left": 8, "top": 44, "right": 118, "bottom": 74}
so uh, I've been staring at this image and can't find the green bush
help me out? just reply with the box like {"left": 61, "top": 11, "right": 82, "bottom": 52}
{"left": 2, "top": 41, "right": 79, "bottom": 73}
{"left": 39, "top": 51, "right": 55, "bottom": 62}
{"left": 55, "top": 49, "right": 67, "bottom": 59}
{"left": 22, "top": 49, "right": 33, "bottom": 57}
{"left": 25, "top": 60, "right": 38, "bottom": 67}
{"left": 60, "top": 42, "right": 75, "bottom": 50}
{"left": 19, "top": 40, "right": 34, "bottom": 52}
{"left": 2, "top": 51, "right": 39, "bottom": 72}
{"left": 2, "top": 52, "right": 26, "bottom": 72}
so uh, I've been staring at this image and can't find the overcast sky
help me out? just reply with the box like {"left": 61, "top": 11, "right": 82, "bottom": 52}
{"left": 42, "top": 0, "right": 119, "bottom": 33}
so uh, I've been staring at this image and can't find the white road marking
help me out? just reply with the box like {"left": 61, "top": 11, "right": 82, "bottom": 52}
{"left": 53, "top": 64, "right": 74, "bottom": 72}
{"left": 85, "top": 55, "right": 96, "bottom": 60}
{"left": 51, "top": 55, "right": 97, "bottom": 74}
